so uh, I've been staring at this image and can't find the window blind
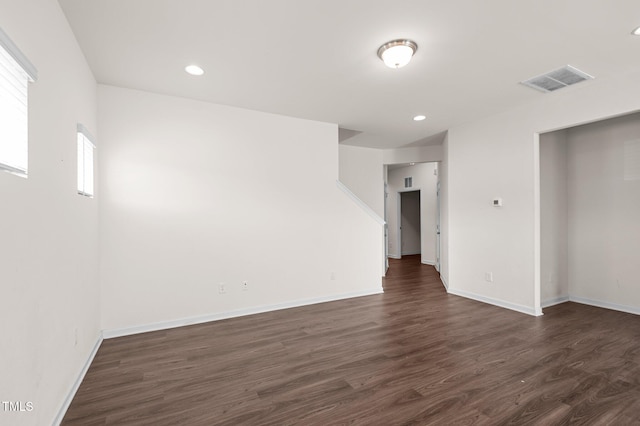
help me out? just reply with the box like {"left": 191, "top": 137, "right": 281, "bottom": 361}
{"left": 77, "top": 124, "right": 96, "bottom": 197}
{"left": 0, "top": 27, "right": 37, "bottom": 176}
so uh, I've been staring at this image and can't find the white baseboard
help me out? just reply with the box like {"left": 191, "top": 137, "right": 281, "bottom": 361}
{"left": 440, "top": 274, "right": 449, "bottom": 290}
{"left": 447, "top": 287, "right": 542, "bottom": 316}
{"left": 388, "top": 254, "right": 401, "bottom": 260}
{"left": 53, "top": 333, "right": 103, "bottom": 426}
{"left": 103, "top": 288, "right": 384, "bottom": 339}
{"left": 569, "top": 296, "right": 640, "bottom": 316}
{"left": 541, "top": 295, "right": 640, "bottom": 316}
{"left": 421, "top": 260, "right": 435, "bottom": 266}
{"left": 542, "top": 295, "right": 570, "bottom": 308}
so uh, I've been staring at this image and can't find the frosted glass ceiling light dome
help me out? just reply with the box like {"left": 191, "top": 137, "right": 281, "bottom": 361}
{"left": 377, "top": 39, "right": 417, "bottom": 68}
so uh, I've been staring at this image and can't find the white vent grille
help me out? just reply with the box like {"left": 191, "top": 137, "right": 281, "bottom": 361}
{"left": 521, "top": 65, "right": 593, "bottom": 93}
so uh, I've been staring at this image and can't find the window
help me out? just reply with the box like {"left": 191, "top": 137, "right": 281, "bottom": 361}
{"left": 0, "top": 27, "right": 37, "bottom": 176}
{"left": 77, "top": 124, "right": 96, "bottom": 197}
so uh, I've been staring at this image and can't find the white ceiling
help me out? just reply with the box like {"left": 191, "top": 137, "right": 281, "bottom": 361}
{"left": 58, "top": 0, "right": 640, "bottom": 149}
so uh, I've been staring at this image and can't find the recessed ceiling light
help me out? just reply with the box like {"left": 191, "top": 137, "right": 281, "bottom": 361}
{"left": 409, "top": 162, "right": 416, "bottom": 166}
{"left": 185, "top": 65, "right": 204, "bottom": 76}
{"left": 377, "top": 39, "right": 417, "bottom": 69}
{"left": 632, "top": 26, "right": 640, "bottom": 35}
{"left": 413, "top": 115, "right": 426, "bottom": 121}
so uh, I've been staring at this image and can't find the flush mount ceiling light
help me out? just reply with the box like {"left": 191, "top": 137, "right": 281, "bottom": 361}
{"left": 377, "top": 39, "right": 417, "bottom": 68}
{"left": 413, "top": 115, "right": 426, "bottom": 121}
{"left": 632, "top": 26, "right": 640, "bottom": 35}
{"left": 185, "top": 64, "right": 204, "bottom": 76}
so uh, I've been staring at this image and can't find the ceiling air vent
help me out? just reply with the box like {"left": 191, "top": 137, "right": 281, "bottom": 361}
{"left": 521, "top": 65, "right": 593, "bottom": 93}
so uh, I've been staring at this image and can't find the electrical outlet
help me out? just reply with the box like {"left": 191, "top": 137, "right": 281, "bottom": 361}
{"left": 485, "top": 272, "right": 493, "bottom": 283}
{"left": 218, "top": 283, "right": 226, "bottom": 294}
{"left": 74, "top": 328, "right": 78, "bottom": 346}
{"left": 330, "top": 272, "right": 336, "bottom": 281}
{"left": 242, "top": 281, "right": 248, "bottom": 291}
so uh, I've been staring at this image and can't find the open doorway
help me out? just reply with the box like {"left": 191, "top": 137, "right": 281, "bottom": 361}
{"left": 385, "top": 162, "right": 439, "bottom": 265}
{"left": 398, "top": 191, "right": 422, "bottom": 256}
{"left": 400, "top": 191, "right": 421, "bottom": 256}
{"left": 539, "top": 111, "right": 640, "bottom": 314}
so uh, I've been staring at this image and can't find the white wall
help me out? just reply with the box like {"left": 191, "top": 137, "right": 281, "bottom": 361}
{"left": 338, "top": 144, "right": 444, "bottom": 217}
{"left": 540, "top": 131, "right": 569, "bottom": 305}
{"left": 386, "top": 162, "right": 438, "bottom": 264}
{"left": 383, "top": 145, "right": 443, "bottom": 164}
{"left": 338, "top": 144, "right": 384, "bottom": 218}
{"left": 0, "top": 1, "right": 99, "bottom": 425}
{"left": 98, "top": 85, "right": 383, "bottom": 332}
{"left": 447, "top": 69, "right": 640, "bottom": 316}
{"left": 566, "top": 113, "right": 640, "bottom": 310}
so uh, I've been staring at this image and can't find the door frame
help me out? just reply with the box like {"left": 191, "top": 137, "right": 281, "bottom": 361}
{"left": 384, "top": 182, "right": 389, "bottom": 271}
{"left": 435, "top": 180, "right": 441, "bottom": 272}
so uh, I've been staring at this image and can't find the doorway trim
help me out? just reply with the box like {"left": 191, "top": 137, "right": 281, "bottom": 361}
{"left": 435, "top": 180, "right": 441, "bottom": 272}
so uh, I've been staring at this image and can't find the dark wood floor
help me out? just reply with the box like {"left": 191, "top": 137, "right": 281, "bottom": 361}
{"left": 63, "top": 255, "right": 640, "bottom": 425}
